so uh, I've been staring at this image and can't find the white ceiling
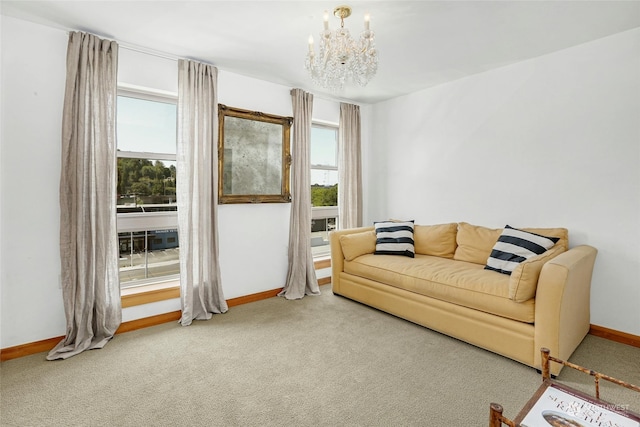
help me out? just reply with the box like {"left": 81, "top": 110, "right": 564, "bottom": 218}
{"left": 2, "top": 1, "right": 639, "bottom": 104}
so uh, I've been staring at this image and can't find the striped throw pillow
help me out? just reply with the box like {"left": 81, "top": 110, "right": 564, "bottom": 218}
{"left": 374, "top": 220, "right": 415, "bottom": 258}
{"left": 485, "top": 225, "right": 560, "bottom": 275}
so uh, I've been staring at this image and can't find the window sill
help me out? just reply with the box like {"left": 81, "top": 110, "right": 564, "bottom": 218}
{"left": 314, "top": 257, "right": 331, "bottom": 270}
{"left": 121, "top": 280, "right": 180, "bottom": 308}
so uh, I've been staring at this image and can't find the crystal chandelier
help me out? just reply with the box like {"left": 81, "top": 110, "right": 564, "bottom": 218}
{"left": 305, "top": 6, "right": 378, "bottom": 91}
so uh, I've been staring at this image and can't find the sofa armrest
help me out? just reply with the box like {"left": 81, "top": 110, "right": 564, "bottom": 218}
{"left": 330, "top": 227, "right": 374, "bottom": 294}
{"left": 534, "top": 245, "right": 598, "bottom": 374}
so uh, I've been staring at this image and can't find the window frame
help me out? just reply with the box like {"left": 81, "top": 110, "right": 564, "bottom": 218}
{"left": 116, "top": 85, "right": 180, "bottom": 289}
{"left": 310, "top": 122, "right": 339, "bottom": 258}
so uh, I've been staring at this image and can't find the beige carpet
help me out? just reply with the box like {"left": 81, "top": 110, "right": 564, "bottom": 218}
{"left": 1, "top": 285, "right": 639, "bottom": 426}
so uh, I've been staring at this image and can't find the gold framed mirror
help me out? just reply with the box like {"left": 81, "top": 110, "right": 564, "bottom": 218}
{"left": 218, "top": 104, "right": 292, "bottom": 204}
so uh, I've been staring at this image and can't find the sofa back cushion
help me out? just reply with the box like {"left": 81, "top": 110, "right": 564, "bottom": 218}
{"left": 340, "top": 230, "right": 376, "bottom": 261}
{"left": 454, "top": 222, "right": 569, "bottom": 265}
{"left": 519, "top": 227, "right": 568, "bottom": 251}
{"left": 454, "top": 222, "right": 502, "bottom": 264}
{"left": 509, "top": 245, "right": 566, "bottom": 302}
{"left": 414, "top": 223, "right": 458, "bottom": 258}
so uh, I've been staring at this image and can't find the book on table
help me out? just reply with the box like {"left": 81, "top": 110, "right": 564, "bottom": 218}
{"left": 519, "top": 382, "right": 640, "bottom": 427}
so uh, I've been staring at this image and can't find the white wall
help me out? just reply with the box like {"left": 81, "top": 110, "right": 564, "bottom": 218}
{"left": 1, "top": 16, "right": 68, "bottom": 349}
{"left": 0, "top": 16, "right": 340, "bottom": 348}
{"left": 368, "top": 28, "right": 640, "bottom": 335}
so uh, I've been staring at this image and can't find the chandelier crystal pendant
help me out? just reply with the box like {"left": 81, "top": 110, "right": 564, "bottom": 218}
{"left": 305, "top": 5, "right": 378, "bottom": 91}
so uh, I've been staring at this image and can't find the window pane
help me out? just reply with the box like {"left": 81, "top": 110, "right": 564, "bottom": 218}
{"left": 311, "top": 217, "right": 337, "bottom": 233}
{"left": 310, "top": 126, "right": 337, "bottom": 167}
{"left": 311, "top": 167, "right": 337, "bottom": 208}
{"left": 311, "top": 169, "right": 338, "bottom": 187}
{"left": 117, "top": 158, "right": 177, "bottom": 211}
{"left": 117, "top": 96, "right": 177, "bottom": 154}
{"left": 311, "top": 216, "right": 337, "bottom": 257}
{"left": 118, "top": 229, "right": 179, "bottom": 287}
{"left": 311, "top": 183, "right": 337, "bottom": 207}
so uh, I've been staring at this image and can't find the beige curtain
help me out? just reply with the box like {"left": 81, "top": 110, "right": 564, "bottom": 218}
{"left": 177, "top": 59, "right": 227, "bottom": 325}
{"left": 48, "top": 32, "right": 121, "bottom": 360}
{"left": 279, "top": 89, "right": 320, "bottom": 300}
{"left": 338, "top": 103, "right": 363, "bottom": 229}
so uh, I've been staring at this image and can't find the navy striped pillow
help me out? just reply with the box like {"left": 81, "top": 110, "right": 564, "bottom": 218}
{"left": 485, "top": 225, "right": 559, "bottom": 275}
{"left": 374, "top": 221, "right": 415, "bottom": 258}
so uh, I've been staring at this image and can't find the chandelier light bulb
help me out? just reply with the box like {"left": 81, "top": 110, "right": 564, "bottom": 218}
{"left": 305, "top": 5, "right": 378, "bottom": 91}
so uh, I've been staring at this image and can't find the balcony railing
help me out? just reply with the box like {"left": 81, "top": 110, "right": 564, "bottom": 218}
{"left": 311, "top": 206, "right": 338, "bottom": 258}
{"left": 118, "top": 229, "right": 179, "bottom": 288}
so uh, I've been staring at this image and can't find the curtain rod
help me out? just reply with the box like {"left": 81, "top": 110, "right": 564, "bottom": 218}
{"left": 119, "top": 43, "right": 181, "bottom": 62}
{"left": 65, "top": 30, "right": 181, "bottom": 62}
{"left": 118, "top": 42, "right": 217, "bottom": 68}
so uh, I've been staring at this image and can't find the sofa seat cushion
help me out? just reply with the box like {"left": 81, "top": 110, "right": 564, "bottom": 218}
{"left": 343, "top": 254, "right": 535, "bottom": 323}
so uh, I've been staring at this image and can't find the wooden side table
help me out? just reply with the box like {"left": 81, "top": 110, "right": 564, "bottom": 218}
{"left": 490, "top": 348, "right": 640, "bottom": 427}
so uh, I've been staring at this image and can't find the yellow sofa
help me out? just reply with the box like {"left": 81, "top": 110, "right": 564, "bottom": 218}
{"left": 330, "top": 222, "right": 598, "bottom": 375}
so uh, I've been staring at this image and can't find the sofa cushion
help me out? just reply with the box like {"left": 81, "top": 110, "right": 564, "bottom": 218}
{"left": 485, "top": 225, "right": 560, "bottom": 275}
{"left": 374, "top": 221, "right": 415, "bottom": 258}
{"left": 520, "top": 226, "right": 568, "bottom": 251}
{"left": 454, "top": 222, "right": 502, "bottom": 265}
{"left": 509, "top": 245, "right": 565, "bottom": 302}
{"left": 344, "top": 254, "right": 535, "bottom": 323}
{"left": 454, "top": 222, "right": 569, "bottom": 265}
{"left": 414, "top": 223, "right": 458, "bottom": 258}
{"left": 339, "top": 230, "right": 376, "bottom": 261}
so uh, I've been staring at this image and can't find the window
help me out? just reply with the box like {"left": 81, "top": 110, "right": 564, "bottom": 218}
{"left": 310, "top": 124, "right": 339, "bottom": 257}
{"left": 116, "top": 87, "right": 179, "bottom": 289}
